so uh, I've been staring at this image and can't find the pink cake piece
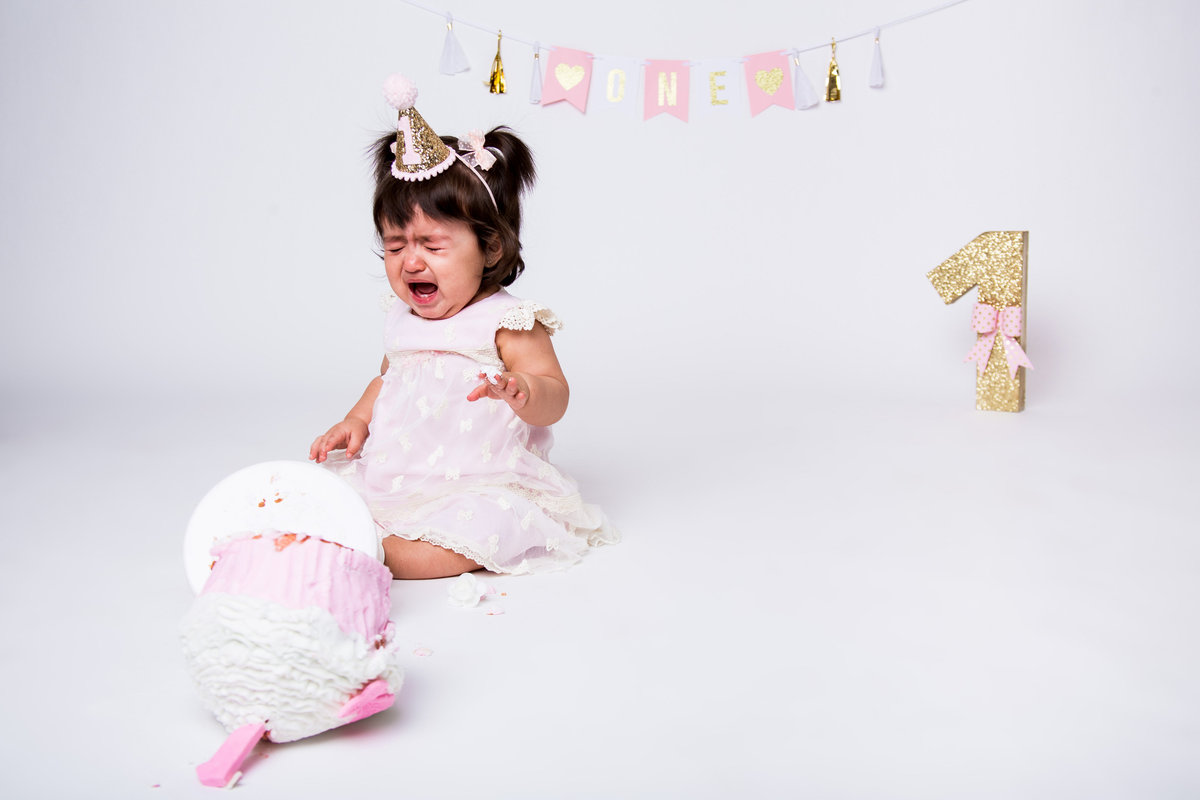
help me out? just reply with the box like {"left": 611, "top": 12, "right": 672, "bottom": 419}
{"left": 200, "top": 532, "right": 392, "bottom": 640}
{"left": 339, "top": 678, "right": 395, "bottom": 723}
{"left": 196, "top": 722, "right": 265, "bottom": 787}
{"left": 181, "top": 532, "right": 402, "bottom": 750}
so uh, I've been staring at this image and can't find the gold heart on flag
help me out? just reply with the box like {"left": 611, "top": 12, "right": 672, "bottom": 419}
{"left": 555, "top": 64, "right": 585, "bottom": 90}
{"left": 755, "top": 68, "right": 783, "bottom": 96}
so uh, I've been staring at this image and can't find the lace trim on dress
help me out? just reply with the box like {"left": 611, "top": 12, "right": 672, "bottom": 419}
{"left": 497, "top": 302, "right": 563, "bottom": 335}
{"left": 380, "top": 293, "right": 398, "bottom": 312}
{"left": 377, "top": 525, "right": 590, "bottom": 576}
{"left": 384, "top": 528, "right": 553, "bottom": 576}
{"left": 387, "top": 347, "right": 505, "bottom": 371}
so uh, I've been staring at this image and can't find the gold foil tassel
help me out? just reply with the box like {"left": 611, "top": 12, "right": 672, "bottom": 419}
{"left": 488, "top": 31, "right": 507, "bottom": 94}
{"left": 825, "top": 38, "right": 841, "bottom": 102}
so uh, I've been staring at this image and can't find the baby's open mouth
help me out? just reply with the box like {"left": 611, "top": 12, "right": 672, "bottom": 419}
{"left": 409, "top": 282, "right": 438, "bottom": 300}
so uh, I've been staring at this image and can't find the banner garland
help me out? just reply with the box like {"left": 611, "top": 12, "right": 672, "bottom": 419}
{"left": 398, "top": 0, "right": 973, "bottom": 120}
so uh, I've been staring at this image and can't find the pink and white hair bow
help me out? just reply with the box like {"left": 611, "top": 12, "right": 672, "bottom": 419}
{"left": 458, "top": 130, "right": 497, "bottom": 171}
{"left": 964, "top": 303, "right": 1033, "bottom": 378}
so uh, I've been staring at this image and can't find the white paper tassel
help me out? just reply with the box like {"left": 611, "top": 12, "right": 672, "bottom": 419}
{"left": 869, "top": 29, "right": 885, "bottom": 89}
{"left": 530, "top": 42, "right": 544, "bottom": 104}
{"left": 439, "top": 14, "right": 471, "bottom": 75}
{"left": 792, "top": 53, "right": 820, "bottom": 110}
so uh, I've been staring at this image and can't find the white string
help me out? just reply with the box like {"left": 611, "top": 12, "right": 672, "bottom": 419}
{"left": 794, "top": 0, "right": 974, "bottom": 54}
{"left": 398, "top": 0, "right": 974, "bottom": 58}
{"left": 399, "top": 0, "right": 539, "bottom": 49}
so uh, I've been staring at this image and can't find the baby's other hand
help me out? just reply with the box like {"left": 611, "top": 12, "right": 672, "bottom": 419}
{"left": 309, "top": 418, "right": 370, "bottom": 463}
{"left": 467, "top": 372, "right": 529, "bottom": 411}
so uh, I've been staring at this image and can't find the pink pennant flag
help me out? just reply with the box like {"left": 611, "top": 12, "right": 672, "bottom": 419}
{"left": 541, "top": 47, "right": 593, "bottom": 113}
{"left": 743, "top": 51, "right": 794, "bottom": 116}
{"left": 644, "top": 60, "right": 690, "bottom": 122}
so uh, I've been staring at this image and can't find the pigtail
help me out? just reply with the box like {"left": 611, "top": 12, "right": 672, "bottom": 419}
{"left": 479, "top": 127, "right": 535, "bottom": 285}
{"left": 482, "top": 126, "right": 536, "bottom": 215}
{"left": 370, "top": 131, "right": 398, "bottom": 189}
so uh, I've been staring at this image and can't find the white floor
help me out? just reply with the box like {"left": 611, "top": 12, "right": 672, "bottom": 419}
{"left": 3, "top": 0, "right": 1198, "bottom": 794}
{"left": 2, "top": 382, "right": 1197, "bottom": 800}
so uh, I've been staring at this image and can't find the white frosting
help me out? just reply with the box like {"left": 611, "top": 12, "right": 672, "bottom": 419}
{"left": 447, "top": 572, "right": 483, "bottom": 608}
{"left": 180, "top": 593, "right": 403, "bottom": 743}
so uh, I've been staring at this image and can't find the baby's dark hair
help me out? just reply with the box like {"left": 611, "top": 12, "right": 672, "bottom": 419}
{"left": 371, "top": 126, "right": 536, "bottom": 289}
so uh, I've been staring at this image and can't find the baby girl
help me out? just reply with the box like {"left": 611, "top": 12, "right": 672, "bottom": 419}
{"left": 310, "top": 76, "right": 617, "bottom": 579}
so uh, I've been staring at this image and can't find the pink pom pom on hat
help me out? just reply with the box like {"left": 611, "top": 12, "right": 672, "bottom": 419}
{"left": 383, "top": 74, "right": 419, "bottom": 110}
{"left": 385, "top": 73, "right": 455, "bottom": 181}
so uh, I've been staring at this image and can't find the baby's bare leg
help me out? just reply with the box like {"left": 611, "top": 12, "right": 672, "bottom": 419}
{"left": 381, "top": 536, "right": 484, "bottom": 580}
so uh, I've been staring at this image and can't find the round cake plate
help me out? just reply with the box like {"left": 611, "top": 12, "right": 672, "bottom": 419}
{"left": 183, "top": 460, "right": 379, "bottom": 593}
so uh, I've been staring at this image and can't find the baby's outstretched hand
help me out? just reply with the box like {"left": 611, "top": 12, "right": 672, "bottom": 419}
{"left": 309, "top": 418, "right": 369, "bottom": 464}
{"left": 467, "top": 372, "right": 529, "bottom": 411}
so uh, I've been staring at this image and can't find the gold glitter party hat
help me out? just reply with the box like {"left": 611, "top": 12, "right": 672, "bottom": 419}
{"left": 383, "top": 75, "right": 455, "bottom": 182}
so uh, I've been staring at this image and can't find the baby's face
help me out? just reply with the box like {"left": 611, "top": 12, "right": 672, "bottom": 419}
{"left": 382, "top": 207, "right": 489, "bottom": 320}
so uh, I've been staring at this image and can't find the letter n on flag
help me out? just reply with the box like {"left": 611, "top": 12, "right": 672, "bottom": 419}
{"left": 541, "top": 47, "right": 594, "bottom": 112}
{"left": 644, "top": 60, "right": 690, "bottom": 122}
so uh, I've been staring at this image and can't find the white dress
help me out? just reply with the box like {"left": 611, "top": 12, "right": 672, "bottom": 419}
{"left": 329, "top": 289, "right": 618, "bottom": 574}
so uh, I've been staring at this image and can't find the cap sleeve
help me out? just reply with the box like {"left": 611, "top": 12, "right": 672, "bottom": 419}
{"left": 497, "top": 300, "right": 563, "bottom": 336}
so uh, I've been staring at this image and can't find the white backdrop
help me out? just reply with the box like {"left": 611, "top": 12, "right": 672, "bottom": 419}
{"left": 2, "top": 1, "right": 1199, "bottom": 798}
{"left": 5, "top": 0, "right": 1198, "bottom": 415}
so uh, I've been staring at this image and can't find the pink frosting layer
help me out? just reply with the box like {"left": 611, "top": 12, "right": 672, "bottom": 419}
{"left": 201, "top": 533, "right": 391, "bottom": 640}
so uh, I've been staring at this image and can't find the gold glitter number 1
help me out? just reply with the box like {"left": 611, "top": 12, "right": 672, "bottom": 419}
{"left": 927, "top": 231, "right": 1030, "bottom": 412}
{"left": 397, "top": 116, "right": 420, "bottom": 166}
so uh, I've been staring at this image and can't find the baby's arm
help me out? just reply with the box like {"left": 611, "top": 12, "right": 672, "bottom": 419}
{"left": 309, "top": 357, "right": 388, "bottom": 463}
{"left": 467, "top": 323, "right": 568, "bottom": 426}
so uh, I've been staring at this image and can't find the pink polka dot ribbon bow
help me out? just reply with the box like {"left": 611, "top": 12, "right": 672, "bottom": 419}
{"left": 458, "top": 130, "right": 497, "bottom": 171}
{"left": 964, "top": 303, "right": 1033, "bottom": 378}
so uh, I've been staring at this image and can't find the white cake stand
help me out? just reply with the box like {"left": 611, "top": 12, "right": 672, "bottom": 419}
{"left": 183, "top": 460, "right": 379, "bottom": 593}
